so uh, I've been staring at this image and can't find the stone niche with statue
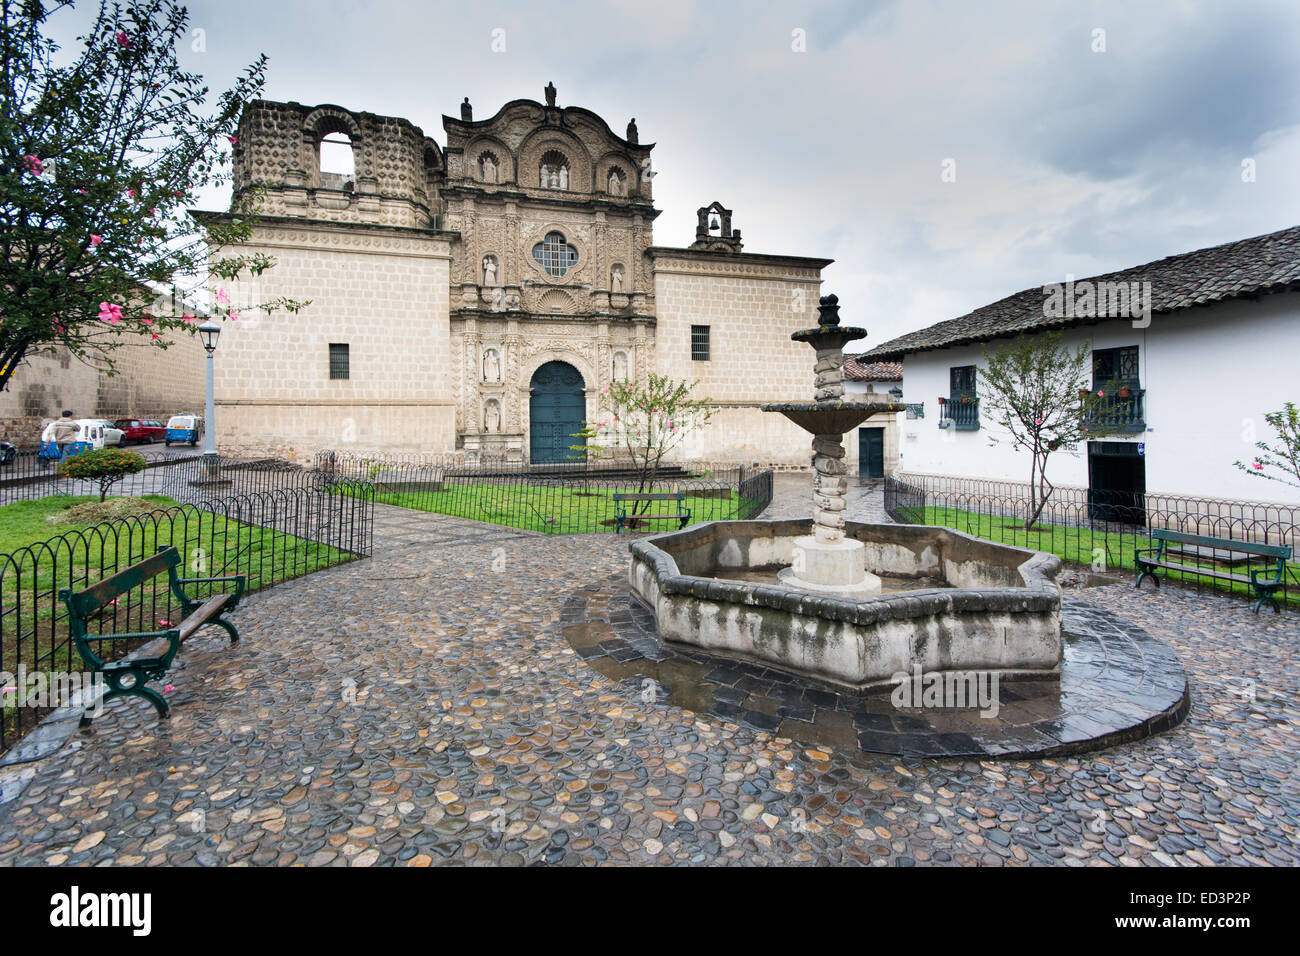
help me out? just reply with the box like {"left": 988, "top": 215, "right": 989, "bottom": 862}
{"left": 461, "top": 344, "right": 523, "bottom": 461}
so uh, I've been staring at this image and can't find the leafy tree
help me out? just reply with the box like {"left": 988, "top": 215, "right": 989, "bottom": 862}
{"left": 1234, "top": 402, "right": 1300, "bottom": 491}
{"left": 58, "top": 445, "right": 145, "bottom": 499}
{"left": 0, "top": 0, "right": 306, "bottom": 395}
{"left": 980, "top": 332, "right": 1121, "bottom": 529}
{"left": 589, "top": 374, "right": 715, "bottom": 514}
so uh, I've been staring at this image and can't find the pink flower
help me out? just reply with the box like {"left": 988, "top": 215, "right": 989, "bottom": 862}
{"left": 215, "top": 288, "right": 228, "bottom": 304}
{"left": 1034, "top": 418, "right": 1043, "bottom": 426}
{"left": 22, "top": 154, "right": 43, "bottom": 175}
{"left": 126, "top": 187, "right": 136, "bottom": 199}
{"left": 1097, "top": 390, "right": 1104, "bottom": 397}
{"left": 227, "top": 308, "right": 239, "bottom": 321}
{"left": 97, "top": 301, "right": 124, "bottom": 324}
{"left": 141, "top": 316, "right": 153, "bottom": 326}
{"left": 227, "top": 135, "right": 238, "bottom": 145}
{"left": 89, "top": 234, "right": 102, "bottom": 246}
{"left": 164, "top": 684, "right": 174, "bottom": 694}
{"left": 159, "top": 620, "right": 171, "bottom": 627}
{"left": 114, "top": 30, "right": 130, "bottom": 47}
{"left": 151, "top": 333, "right": 161, "bottom": 340}
{"left": 1252, "top": 461, "right": 1263, "bottom": 471}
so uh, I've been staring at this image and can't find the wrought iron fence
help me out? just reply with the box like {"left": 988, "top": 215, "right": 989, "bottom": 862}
{"left": 316, "top": 450, "right": 775, "bottom": 534}
{"left": 884, "top": 473, "right": 1300, "bottom": 606}
{"left": 0, "top": 450, "right": 325, "bottom": 507}
{"left": 0, "top": 481, "right": 374, "bottom": 755}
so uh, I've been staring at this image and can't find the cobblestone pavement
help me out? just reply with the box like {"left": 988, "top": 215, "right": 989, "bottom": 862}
{"left": 0, "top": 479, "right": 1295, "bottom": 866}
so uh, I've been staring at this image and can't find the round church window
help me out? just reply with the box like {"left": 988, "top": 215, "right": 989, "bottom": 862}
{"left": 532, "top": 231, "right": 578, "bottom": 277}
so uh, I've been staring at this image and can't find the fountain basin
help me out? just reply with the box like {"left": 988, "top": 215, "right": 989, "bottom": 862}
{"left": 628, "top": 519, "right": 1063, "bottom": 693}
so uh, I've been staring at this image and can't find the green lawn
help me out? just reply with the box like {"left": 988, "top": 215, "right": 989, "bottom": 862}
{"left": 351, "top": 480, "right": 766, "bottom": 534}
{"left": 902, "top": 504, "right": 1299, "bottom": 606}
{"left": 1, "top": 494, "right": 356, "bottom": 746}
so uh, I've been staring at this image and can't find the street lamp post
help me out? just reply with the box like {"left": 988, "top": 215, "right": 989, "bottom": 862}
{"left": 196, "top": 320, "right": 223, "bottom": 484}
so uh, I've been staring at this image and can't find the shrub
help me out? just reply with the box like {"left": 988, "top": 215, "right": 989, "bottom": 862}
{"left": 58, "top": 448, "right": 147, "bottom": 500}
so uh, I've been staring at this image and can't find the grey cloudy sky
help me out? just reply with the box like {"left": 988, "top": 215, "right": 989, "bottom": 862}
{"left": 50, "top": 0, "right": 1300, "bottom": 345}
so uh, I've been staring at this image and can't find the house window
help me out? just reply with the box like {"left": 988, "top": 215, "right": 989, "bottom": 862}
{"left": 691, "top": 325, "right": 710, "bottom": 361}
{"left": 531, "top": 231, "right": 578, "bottom": 277}
{"left": 1093, "top": 346, "right": 1139, "bottom": 387}
{"left": 329, "top": 343, "right": 350, "bottom": 380}
{"left": 947, "top": 365, "right": 979, "bottom": 430}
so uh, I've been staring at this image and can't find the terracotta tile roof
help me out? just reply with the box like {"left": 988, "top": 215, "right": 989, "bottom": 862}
{"left": 843, "top": 358, "right": 903, "bottom": 382}
{"left": 862, "top": 224, "right": 1300, "bottom": 361}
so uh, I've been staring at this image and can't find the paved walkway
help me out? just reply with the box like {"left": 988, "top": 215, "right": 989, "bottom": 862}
{"left": 0, "top": 479, "right": 1295, "bottom": 865}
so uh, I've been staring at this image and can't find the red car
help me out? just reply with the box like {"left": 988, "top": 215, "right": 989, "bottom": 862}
{"left": 113, "top": 418, "right": 166, "bottom": 444}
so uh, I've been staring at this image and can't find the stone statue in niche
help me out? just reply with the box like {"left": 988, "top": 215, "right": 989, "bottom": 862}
{"left": 558, "top": 165, "right": 568, "bottom": 189}
{"left": 610, "top": 265, "right": 624, "bottom": 293}
{"left": 483, "top": 348, "right": 501, "bottom": 383}
{"left": 612, "top": 351, "right": 629, "bottom": 382}
{"left": 482, "top": 256, "right": 497, "bottom": 285}
{"left": 608, "top": 170, "right": 623, "bottom": 196}
{"left": 481, "top": 154, "right": 496, "bottom": 182}
{"left": 484, "top": 399, "right": 501, "bottom": 433}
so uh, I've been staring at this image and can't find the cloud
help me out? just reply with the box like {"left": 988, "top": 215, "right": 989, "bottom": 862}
{"left": 44, "top": 0, "right": 1300, "bottom": 344}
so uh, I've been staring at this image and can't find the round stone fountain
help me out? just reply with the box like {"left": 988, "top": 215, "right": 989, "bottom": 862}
{"left": 625, "top": 293, "right": 1068, "bottom": 692}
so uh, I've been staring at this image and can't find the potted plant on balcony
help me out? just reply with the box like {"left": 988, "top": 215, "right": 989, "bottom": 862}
{"left": 1119, "top": 385, "right": 1132, "bottom": 398}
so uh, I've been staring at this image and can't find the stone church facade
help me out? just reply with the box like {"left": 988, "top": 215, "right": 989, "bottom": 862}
{"left": 204, "top": 86, "right": 843, "bottom": 467}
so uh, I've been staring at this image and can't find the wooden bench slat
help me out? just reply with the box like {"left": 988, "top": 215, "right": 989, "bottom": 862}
{"left": 1151, "top": 529, "right": 1291, "bottom": 559}
{"left": 177, "top": 594, "right": 234, "bottom": 642}
{"left": 69, "top": 547, "right": 181, "bottom": 618}
{"left": 612, "top": 492, "right": 686, "bottom": 501}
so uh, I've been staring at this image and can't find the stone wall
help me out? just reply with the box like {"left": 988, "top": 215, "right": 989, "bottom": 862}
{"left": 0, "top": 327, "right": 204, "bottom": 447}
{"left": 210, "top": 219, "right": 455, "bottom": 461}
{"left": 651, "top": 249, "right": 830, "bottom": 468}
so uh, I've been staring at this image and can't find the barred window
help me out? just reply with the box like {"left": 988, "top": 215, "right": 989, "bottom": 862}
{"left": 531, "top": 231, "right": 578, "bottom": 277}
{"left": 329, "top": 343, "right": 350, "bottom": 380}
{"left": 691, "top": 325, "right": 710, "bottom": 362}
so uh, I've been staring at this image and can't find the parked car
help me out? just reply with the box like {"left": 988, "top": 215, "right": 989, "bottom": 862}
{"left": 0, "top": 441, "right": 16, "bottom": 465}
{"left": 114, "top": 418, "right": 166, "bottom": 444}
{"left": 164, "top": 414, "right": 203, "bottom": 446}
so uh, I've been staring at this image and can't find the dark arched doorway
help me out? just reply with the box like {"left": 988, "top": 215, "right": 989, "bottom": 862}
{"left": 529, "top": 361, "right": 586, "bottom": 463}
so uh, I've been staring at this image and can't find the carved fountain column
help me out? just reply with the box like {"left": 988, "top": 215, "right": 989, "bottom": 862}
{"left": 761, "top": 294, "right": 906, "bottom": 598}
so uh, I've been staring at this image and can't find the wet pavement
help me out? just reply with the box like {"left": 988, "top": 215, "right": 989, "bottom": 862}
{"left": 0, "top": 474, "right": 1295, "bottom": 866}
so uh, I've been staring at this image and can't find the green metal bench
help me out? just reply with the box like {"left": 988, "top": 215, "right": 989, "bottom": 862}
{"left": 612, "top": 492, "right": 691, "bottom": 534}
{"left": 1135, "top": 529, "right": 1291, "bottom": 613}
{"left": 59, "top": 546, "right": 246, "bottom": 723}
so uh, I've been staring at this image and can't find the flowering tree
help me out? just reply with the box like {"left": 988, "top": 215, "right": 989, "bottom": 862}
{"left": 590, "top": 374, "right": 715, "bottom": 512}
{"left": 1234, "top": 402, "right": 1300, "bottom": 491}
{"left": 980, "top": 332, "right": 1120, "bottom": 529}
{"left": 58, "top": 446, "right": 145, "bottom": 499}
{"left": 0, "top": 0, "right": 305, "bottom": 395}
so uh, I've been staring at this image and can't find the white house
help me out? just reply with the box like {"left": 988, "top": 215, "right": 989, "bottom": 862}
{"left": 862, "top": 225, "right": 1300, "bottom": 505}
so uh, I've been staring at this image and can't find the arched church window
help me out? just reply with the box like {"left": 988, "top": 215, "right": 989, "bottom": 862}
{"left": 319, "top": 132, "right": 355, "bottom": 177}
{"left": 531, "top": 231, "right": 578, "bottom": 277}
{"left": 478, "top": 151, "right": 499, "bottom": 183}
{"left": 539, "top": 150, "right": 569, "bottom": 189}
